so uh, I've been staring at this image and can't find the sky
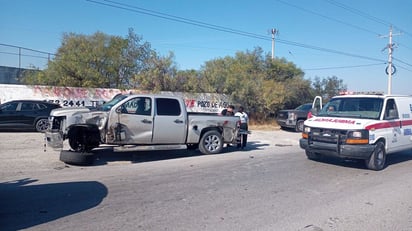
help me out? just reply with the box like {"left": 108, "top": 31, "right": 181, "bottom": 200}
{"left": 1, "top": 0, "right": 411, "bottom": 94}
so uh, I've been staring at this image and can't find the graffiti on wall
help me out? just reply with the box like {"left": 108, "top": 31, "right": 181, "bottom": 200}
{"left": 0, "top": 84, "right": 231, "bottom": 113}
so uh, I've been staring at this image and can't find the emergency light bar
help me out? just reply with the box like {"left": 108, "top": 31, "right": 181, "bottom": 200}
{"left": 339, "top": 91, "right": 384, "bottom": 95}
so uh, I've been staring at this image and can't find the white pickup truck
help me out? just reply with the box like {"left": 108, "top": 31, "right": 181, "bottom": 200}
{"left": 46, "top": 94, "right": 241, "bottom": 165}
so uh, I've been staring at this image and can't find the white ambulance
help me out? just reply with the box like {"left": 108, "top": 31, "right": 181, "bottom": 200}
{"left": 300, "top": 92, "right": 412, "bottom": 170}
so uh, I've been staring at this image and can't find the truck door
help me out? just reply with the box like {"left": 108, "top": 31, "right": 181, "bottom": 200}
{"left": 114, "top": 96, "right": 153, "bottom": 143}
{"left": 152, "top": 97, "right": 187, "bottom": 144}
{"left": 308, "top": 96, "right": 323, "bottom": 118}
{"left": 0, "top": 101, "right": 20, "bottom": 128}
{"left": 383, "top": 98, "right": 404, "bottom": 152}
{"left": 312, "top": 96, "right": 323, "bottom": 111}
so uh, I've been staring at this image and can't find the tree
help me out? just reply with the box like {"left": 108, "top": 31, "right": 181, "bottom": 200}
{"left": 23, "top": 29, "right": 153, "bottom": 89}
{"left": 311, "top": 76, "right": 347, "bottom": 102}
{"left": 200, "top": 47, "right": 309, "bottom": 120}
{"left": 172, "top": 69, "right": 204, "bottom": 93}
{"left": 21, "top": 31, "right": 348, "bottom": 124}
{"left": 130, "top": 51, "right": 178, "bottom": 92}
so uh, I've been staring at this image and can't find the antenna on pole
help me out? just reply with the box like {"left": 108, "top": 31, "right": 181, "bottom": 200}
{"left": 270, "top": 28, "right": 278, "bottom": 60}
{"left": 381, "top": 25, "right": 401, "bottom": 95}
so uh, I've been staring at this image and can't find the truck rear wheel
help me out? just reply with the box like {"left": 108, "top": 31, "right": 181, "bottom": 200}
{"left": 199, "top": 130, "right": 223, "bottom": 155}
{"left": 365, "top": 141, "right": 386, "bottom": 171}
{"left": 60, "top": 150, "right": 95, "bottom": 166}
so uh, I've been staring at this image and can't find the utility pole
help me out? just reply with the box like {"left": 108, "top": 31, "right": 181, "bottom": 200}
{"left": 382, "top": 26, "right": 401, "bottom": 95}
{"left": 271, "top": 28, "right": 277, "bottom": 60}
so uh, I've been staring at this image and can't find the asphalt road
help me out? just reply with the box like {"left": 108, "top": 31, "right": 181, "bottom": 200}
{"left": 1, "top": 130, "right": 412, "bottom": 231}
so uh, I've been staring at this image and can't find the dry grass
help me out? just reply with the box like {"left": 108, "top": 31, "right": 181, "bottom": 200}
{"left": 248, "top": 120, "right": 281, "bottom": 131}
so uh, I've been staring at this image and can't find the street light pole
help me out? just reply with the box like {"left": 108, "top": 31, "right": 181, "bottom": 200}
{"left": 271, "top": 28, "right": 277, "bottom": 60}
{"left": 382, "top": 25, "right": 401, "bottom": 95}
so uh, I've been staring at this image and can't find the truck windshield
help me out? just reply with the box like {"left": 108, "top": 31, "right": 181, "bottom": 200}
{"left": 295, "top": 103, "right": 312, "bottom": 111}
{"left": 97, "top": 94, "right": 128, "bottom": 111}
{"left": 318, "top": 97, "right": 383, "bottom": 120}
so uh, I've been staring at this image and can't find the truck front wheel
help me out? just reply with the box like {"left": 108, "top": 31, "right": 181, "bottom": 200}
{"left": 306, "top": 150, "right": 321, "bottom": 160}
{"left": 68, "top": 125, "right": 100, "bottom": 152}
{"left": 365, "top": 141, "right": 386, "bottom": 171}
{"left": 295, "top": 119, "right": 305, "bottom": 132}
{"left": 199, "top": 130, "right": 223, "bottom": 155}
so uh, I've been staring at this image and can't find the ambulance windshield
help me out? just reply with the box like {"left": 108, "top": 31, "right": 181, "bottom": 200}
{"left": 318, "top": 97, "right": 383, "bottom": 120}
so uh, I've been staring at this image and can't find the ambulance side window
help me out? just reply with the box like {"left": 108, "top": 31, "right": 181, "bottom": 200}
{"left": 384, "top": 99, "right": 399, "bottom": 120}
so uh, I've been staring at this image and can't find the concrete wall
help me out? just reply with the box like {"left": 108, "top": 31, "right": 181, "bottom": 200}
{"left": 0, "top": 84, "right": 231, "bottom": 113}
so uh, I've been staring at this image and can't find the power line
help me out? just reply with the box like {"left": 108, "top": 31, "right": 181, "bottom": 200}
{"left": 322, "top": 0, "right": 412, "bottom": 38}
{"left": 2, "top": 0, "right": 409, "bottom": 72}
{"left": 304, "top": 62, "right": 385, "bottom": 71}
{"left": 395, "top": 64, "right": 412, "bottom": 72}
{"left": 86, "top": 0, "right": 386, "bottom": 63}
{"left": 393, "top": 57, "right": 412, "bottom": 68}
{"left": 277, "top": 39, "right": 385, "bottom": 62}
{"left": 274, "top": 0, "right": 381, "bottom": 36}
{"left": 322, "top": 0, "right": 391, "bottom": 27}
{"left": 86, "top": 0, "right": 268, "bottom": 41}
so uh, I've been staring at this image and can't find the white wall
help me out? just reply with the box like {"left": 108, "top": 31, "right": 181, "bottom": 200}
{"left": 0, "top": 84, "right": 231, "bottom": 113}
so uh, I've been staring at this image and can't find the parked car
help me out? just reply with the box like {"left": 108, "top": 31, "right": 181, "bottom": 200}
{"left": 0, "top": 100, "right": 61, "bottom": 132}
{"left": 275, "top": 103, "right": 313, "bottom": 132}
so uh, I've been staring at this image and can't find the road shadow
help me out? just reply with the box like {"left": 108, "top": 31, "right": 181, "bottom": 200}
{"left": 0, "top": 130, "right": 38, "bottom": 133}
{"left": 306, "top": 150, "right": 412, "bottom": 170}
{"left": 87, "top": 140, "right": 269, "bottom": 166}
{"left": 0, "top": 178, "right": 108, "bottom": 231}
{"left": 279, "top": 127, "right": 300, "bottom": 133}
{"left": 91, "top": 147, "right": 201, "bottom": 165}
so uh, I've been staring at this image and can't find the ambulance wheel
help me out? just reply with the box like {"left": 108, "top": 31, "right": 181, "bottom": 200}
{"left": 60, "top": 150, "right": 95, "bottom": 166}
{"left": 306, "top": 150, "right": 321, "bottom": 160}
{"left": 365, "top": 141, "right": 386, "bottom": 171}
{"left": 295, "top": 120, "right": 305, "bottom": 132}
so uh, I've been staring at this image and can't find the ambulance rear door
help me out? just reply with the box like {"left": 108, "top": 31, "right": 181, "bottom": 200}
{"left": 393, "top": 97, "right": 412, "bottom": 151}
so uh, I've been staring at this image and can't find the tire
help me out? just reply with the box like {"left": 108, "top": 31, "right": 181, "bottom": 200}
{"left": 198, "top": 130, "right": 223, "bottom": 155}
{"left": 306, "top": 150, "right": 321, "bottom": 160}
{"left": 365, "top": 141, "right": 386, "bottom": 171}
{"left": 68, "top": 125, "right": 100, "bottom": 152}
{"left": 295, "top": 120, "right": 305, "bottom": 132}
{"left": 69, "top": 136, "right": 82, "bottom": 152}
{"left": 35, "top": 118, "right": 49, "bottom": 132}
{"left": 69, "top": 135, "right": 95, "bottom": 152}
{"left": 60, "top": 150, "right": 95, "bottom": 166}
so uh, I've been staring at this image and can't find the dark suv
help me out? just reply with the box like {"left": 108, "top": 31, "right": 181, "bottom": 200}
{"left": 0, "top": 100, "right": 61, "bottom": 132}
{"left": 275, "top": 103, "right": 312, "bottom": 132}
